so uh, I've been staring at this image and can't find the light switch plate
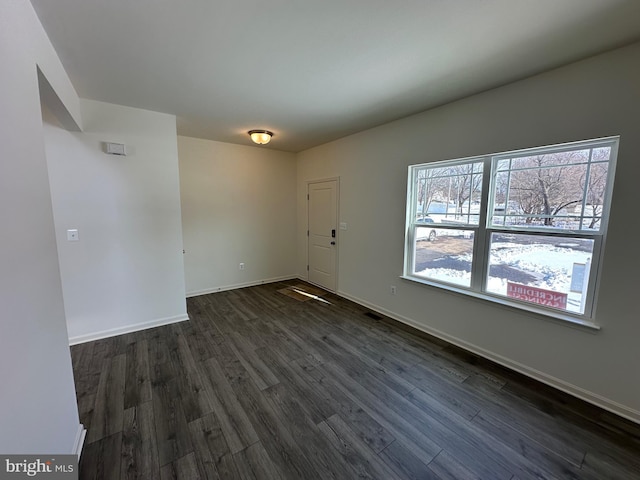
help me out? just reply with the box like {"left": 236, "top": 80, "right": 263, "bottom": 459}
{"left": 340, "top": 222, "right": 347, "bottom": 230}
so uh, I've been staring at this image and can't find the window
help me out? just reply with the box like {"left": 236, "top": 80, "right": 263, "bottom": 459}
{"left": 404, "top": 137, "right": 619, "bottom": 325}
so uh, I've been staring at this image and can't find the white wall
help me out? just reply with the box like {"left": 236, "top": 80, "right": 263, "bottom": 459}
{"left": 297, "top": 42, "right": 640, "bottom": 422}
{"left": 0, "top": 1, "right": 81, "bottom": 454}
{"left": 179, "top": 136, "right": 297, "bottom": 296}
{"left": 43, "top": 100, "right": 188, "bottom": 344}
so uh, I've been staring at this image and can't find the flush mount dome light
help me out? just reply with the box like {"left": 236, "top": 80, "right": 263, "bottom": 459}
{"left": 248, "top": 130, "right": 273, "bottom": 145}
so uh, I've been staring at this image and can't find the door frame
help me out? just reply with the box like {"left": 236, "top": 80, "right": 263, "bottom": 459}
{"left": 307, "top": 177, "right": 340, "bottom": 292}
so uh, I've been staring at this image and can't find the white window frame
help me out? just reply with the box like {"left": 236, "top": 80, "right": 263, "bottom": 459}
{"left": 402, "top": 136, "right": 619, "bottom": 328}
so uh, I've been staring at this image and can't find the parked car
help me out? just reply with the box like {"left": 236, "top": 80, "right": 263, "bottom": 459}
{"left": 416, "top": 216, "right": 437, "bottom": 241}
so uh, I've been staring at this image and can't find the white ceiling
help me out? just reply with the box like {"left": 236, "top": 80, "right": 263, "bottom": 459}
{"left": 30, "top": 0, "right": 640, "bottom": 152}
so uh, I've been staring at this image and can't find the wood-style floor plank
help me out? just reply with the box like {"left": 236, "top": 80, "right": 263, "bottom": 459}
{"left": 316, "top": 360, "right": 443, "bottom": 464}
{"left": 316, "top": 413, "right": 404, "bottom": 480}
{"left": 256, "top": 346, "right": 334, "bottom": 425}
{"left": 87, "top": 354, "right": 126, "bottom": 444}
{"left": 378, "top": 439, "right": 441, "bottom": 480}
{"left": 170, "top": 333, "right": 215, "bottom": 422}
{"left": 80, "top": 432, "right": 123, "bottom": 480}
{"left": 470, "top": 410, "right": 597, "bottom": 480}
{"left": 225, "top": 331, "right": 279, "bottom": 391}
{"left": 262, "top": 381, "right": 359, "bottom": 480}
{"left": 427, "top": 450, "right": 482, "bottom": 480}
{"left": 227, "top": 371, "right": 319, "bottom": 480}
{"left": 71, "top": 280, "right": 640, "bottom": 480}
{"left": 120, "top": 402, "right": 160, "bottom": 480}
{"left": 290, "top": 356, "right": 396, "bottom": 454}
{"left": 152, "top": 377, "right": 193, "bottom": 467}
{"left": 200, "top": 356, "right": 260, "bottom": 454}
{"left": 160, "top": 452, "right": 202, "bottom": 480}
{"left": 187, "top": 413, "right": 232, "bottom": 480}
{"left": 232, "top": 441, "right": 284, "bottom": 480}
{"left": 124, "top": 340, "right": 152, "bottom": 410}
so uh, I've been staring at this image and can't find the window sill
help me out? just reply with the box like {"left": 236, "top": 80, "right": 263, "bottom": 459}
{"left": 399, "top": 275, "right": 601, "bottom": 331}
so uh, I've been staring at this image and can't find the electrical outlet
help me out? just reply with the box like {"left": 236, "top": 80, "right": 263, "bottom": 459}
{"left": 67, "top": 229, "right": 79, "bottom": 242}
{"left": 239, "top": 263, "right": 245, "bottom": 270}
{"left": 390, "top": 285, "right": 396, "bottom": 295}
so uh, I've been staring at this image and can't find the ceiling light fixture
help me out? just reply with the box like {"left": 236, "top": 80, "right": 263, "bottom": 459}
{"left": 248, "top": 130, "right": 273, "bottom": 145}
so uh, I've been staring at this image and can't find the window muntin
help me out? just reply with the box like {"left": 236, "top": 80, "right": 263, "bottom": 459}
{"left": 413, "top": 161, "right": 484, "bottom": 226}
{"left": 490, "top": 144, "right": 612, "bottom": 232}
{"left": 405, "top": 137, "right": 618, "bottom": 323}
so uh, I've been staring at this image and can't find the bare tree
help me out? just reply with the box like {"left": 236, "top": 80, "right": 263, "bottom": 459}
{"left": 446, "top": 163, "right": 483, "bottom": 218}
{"left": 415, "top": 168, "right": 443, "bottom": 218}
{"left": 507, "top": 152, "right": 586, "bottom": 226}
{"left": 581, "top": 161, "right": 608, "bottom": 229}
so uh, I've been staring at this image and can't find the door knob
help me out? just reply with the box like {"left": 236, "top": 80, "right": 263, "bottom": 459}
{"left": 331, "top": 241, "right": 336, "bottom": 245}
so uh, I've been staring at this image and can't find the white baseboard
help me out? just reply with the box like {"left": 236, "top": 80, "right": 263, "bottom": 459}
{"left": 186, "top": 275, "right": 297, "bottom": 298}
{"left": 72, "top": 424, "right": 86, "bottom": 458}
{"left": 337, "top": 290, "right": 640, "bottom": 425}
{"left": 68, "top": 313, "right": 190, "bottom": 346}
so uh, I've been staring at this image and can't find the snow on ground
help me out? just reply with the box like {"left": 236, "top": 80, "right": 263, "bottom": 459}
{"left": 416, "top": 241, "right": 592, "bottom": 313}
{"left": 419, "top": 267, "right": 471, "bottom": 287}
{"left": 489, "top": 242, "right": 591, "bottom": 290}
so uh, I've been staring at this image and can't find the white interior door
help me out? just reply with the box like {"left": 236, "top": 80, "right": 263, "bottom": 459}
{"left": 308, "top": 179, "right": 338, "bottom": 291}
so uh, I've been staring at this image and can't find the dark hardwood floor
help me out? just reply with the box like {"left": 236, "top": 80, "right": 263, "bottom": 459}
{"left": 71, "top": 280, "right": 640, "bottom": 480}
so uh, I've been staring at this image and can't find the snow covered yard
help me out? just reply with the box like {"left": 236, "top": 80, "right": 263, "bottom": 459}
{"left": 415, "top": 235, "right": 593, "bottom": 313}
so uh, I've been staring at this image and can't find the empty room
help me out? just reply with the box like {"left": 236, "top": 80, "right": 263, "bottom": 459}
{"left": 1, "top": 1, "right": 639, "bottom": 479}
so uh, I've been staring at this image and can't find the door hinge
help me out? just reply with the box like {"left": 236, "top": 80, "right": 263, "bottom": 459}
{"left": 307, "top": 194, "right": 309, "bottom": 200}
{"left": 307, "top": 265, "right": 309, "bottom": 271}
{"left": 307, "top": 230, "right": 309, "bottom": 236}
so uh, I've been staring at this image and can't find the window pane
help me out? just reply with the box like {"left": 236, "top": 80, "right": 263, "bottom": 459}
{"left": 413, "top": 227, "right": 475, "bottom": 287}
{"left": 582, "top": 162, "right": 609, "bottom": 231}
{"left": 490, "top": 145, "right": 612, "bottom": 232}
{"left": 509, "top": 149, "right": 590, "bottom": 170}
{"left": 592, "top": 146, "right": 611, "bottom": 162}
{"left": 414, "top": 162, "right": 483, "bottom": 225}
{"left": 485, "top": 233, "right": 594, "bottom": 314}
